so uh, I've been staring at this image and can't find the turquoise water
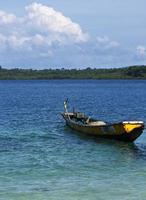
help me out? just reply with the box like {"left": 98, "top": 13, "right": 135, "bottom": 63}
{"left": 0, "top": 80, "right": 146, "bottom": 200}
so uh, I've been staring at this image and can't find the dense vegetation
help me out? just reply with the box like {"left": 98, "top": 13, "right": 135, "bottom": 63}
{"left": 0, "top": 65, "right": 146, "bottom": 79}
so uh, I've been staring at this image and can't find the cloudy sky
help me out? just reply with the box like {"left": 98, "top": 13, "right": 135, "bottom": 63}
{"left": 0, "top": 0, "right": 146, "bottom": 68}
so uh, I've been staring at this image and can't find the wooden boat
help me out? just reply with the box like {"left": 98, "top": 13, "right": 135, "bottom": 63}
{"left": 61, "top": 101, "right": 145, "bottom": 142}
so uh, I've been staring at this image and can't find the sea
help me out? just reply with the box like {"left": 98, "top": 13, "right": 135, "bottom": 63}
{"left": 0, "top": 80, "right": 146, "bottom": 200}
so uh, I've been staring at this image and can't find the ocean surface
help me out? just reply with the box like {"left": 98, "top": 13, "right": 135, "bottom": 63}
{"left": 0, "top": 80, "right": 146, "bottom": 200}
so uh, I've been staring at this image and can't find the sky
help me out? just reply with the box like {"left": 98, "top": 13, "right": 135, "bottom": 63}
{"left": 0, "top": 0, "right": 146, "bottom": 69}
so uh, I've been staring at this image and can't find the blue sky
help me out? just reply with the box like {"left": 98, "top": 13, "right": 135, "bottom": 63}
{"left": 0, "top": 0, "right": 146, "bottom": 68}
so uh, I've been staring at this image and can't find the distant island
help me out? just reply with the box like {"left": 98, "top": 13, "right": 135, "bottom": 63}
{"left": 0, "top": 65, "right": 146, "bottom": 80}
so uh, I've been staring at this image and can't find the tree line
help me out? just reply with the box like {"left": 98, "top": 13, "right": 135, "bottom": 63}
{"left": 0, "top": 65, "right": 146, "bottom": 79}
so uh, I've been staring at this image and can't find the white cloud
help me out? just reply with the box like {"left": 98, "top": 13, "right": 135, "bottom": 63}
{"left": 0, "top": 10, "right": 16, "bottom": 24}
{"left": 0, "top": 34, "right": 7, "bottom": 52}
{"left": 25, "top": 3, "right": 88, "bottom": 43}
{"left": 136, "top": 45, "right": 146, "bottom": 57}
{"left": 32, "top": 34, "right": 45, "bottom": 46}
{"left": 96, "top": 36, "right": 120, "bottom": 49}
{"left": 0, "top": 2, "right": 88, "bottom": 53}
{"left": 0, "top": 34, "right": 6, "bottom": 43}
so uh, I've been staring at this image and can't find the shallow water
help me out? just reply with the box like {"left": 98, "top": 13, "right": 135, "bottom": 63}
{"left": 0, "top": 80, "right": 146, "bottom": 200}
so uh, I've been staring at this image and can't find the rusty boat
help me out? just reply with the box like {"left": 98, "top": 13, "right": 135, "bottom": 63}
{"left": 61, "top": 101, "right": 144, "bottom": 142}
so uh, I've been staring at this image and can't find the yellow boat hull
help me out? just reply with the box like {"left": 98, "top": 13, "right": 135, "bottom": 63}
{"left": 62, "top": 113, "right": 144, "bottom": 142}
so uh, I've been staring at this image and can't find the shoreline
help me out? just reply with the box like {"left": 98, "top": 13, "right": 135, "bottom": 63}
{"left": 0, "top": 65, "right": 146, "bottom": 79}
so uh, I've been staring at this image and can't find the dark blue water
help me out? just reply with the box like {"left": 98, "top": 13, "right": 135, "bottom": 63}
{"left": 0, "top": 80, "right": 146, "bottom": 200}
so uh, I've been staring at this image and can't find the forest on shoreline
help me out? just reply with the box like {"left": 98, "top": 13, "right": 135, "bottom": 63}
{"left": 0, "top": 65, "right": 146, "bottom": 80}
